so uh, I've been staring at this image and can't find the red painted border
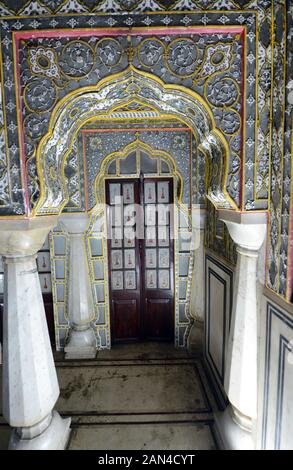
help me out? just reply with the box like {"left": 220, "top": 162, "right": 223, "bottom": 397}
{"left": 14, "top": 26, "right": 244, "bottom": 41}
{"left": 13, "top": 27, "right": 245, "bottom": 215}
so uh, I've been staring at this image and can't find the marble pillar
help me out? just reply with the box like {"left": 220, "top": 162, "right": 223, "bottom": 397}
{"left": 0, "top": 217, "right": 71, "bottom": 450}
{"left": 215, "top": 211, "right": 267, "bottom": 450}
{"left": 188, "top": 210, "right": 206, "bottom": 354}
{"left": 61, "top": 213, "right": 97, "bottom": 359}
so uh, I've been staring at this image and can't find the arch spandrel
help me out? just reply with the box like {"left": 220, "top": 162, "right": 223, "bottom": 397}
{"left": 34, "top": 66, "right": 237, "bottom": 215}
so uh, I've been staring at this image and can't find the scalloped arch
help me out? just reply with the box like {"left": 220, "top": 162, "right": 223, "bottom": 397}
{"left": 34, "top": 66, "right": 236, "bottom": 215}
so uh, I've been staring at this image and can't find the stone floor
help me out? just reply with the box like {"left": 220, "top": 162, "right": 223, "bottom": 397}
{"left": 0, "top": 343, "right": 218, "bottom": 450}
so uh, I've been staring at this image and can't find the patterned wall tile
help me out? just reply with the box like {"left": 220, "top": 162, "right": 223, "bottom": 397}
{"left": 0, "top": 9, "right": 260, "bottom": 216}
{"left": 267, "top": 1, "right": 292, "bottom": 301}
{"left": 0, "top": 3, "right": 290, "bottom": 301}
{"left": 12, "top": 28, "right": 244, "bottom": 210}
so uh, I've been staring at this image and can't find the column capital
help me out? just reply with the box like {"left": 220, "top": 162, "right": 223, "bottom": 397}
{"left": 218, "top": 210, "right": 267, "bottom": 251}
{"left": 0, "top": 216, "right": 58, "bottom": 257}
{"left": 60, "top": 213, "right": 90, "bottom": 234}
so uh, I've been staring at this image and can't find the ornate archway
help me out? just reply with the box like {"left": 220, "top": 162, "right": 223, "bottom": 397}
{"left": 34, "top": 66, "right": 236, "bottom": 216}
{"left": 82, "top": 138, "right": 194, "bottom": 348}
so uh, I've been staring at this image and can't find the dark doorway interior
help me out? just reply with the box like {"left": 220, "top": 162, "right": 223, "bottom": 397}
{"left": 106, "top": 177, "right": 175, "bottom": 344}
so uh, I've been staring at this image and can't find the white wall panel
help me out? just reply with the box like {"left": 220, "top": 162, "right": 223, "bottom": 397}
{"left": 204, "top": 253, "right": 233, "bottom": 408}
{"left": 260, "top": 298, "right": 293, "bottom": 449}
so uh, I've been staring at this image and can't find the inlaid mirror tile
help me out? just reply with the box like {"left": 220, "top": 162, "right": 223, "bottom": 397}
{"left": 158, "top": 270, "right": 170, "bottom": 289}
{"left": 54, "top": 235, "right": 66, "bottom": 256}
{"left": 111, "top": 205, "right": 122, "bottom": 227}
{"left": 179, "top": 256, "right": 189, "bottom": 277}
{"left": 120, "top": 151, "right": 137, "bottom": 174}
{"left": 146, "top": 270, "right": 157, "bottom": 289}
{"left": 111, "top": 271, "right": 123, "bottom": 290}
{"left": 111, "top": 228, "right": 123, "bottom": 248}
{"left": 179, "top": 303, "right": 187, "bottom": 323}
{"left": 145, "top": 226, "right": 156, "bottom": 247}
{"left": 144, "top": 182, "right": 156, "bottom": 203}
{"left": 140, "top": 152, "right": 157, "bottom": 173}
{"left": 56, "top": 283, "right": 65, "bottom": 301}
{"left": 179, "top": 281, "right": 187, "bottom": 299}
{"left": 158, "top": 248, "right": 170, "bottom": 268}
{"left": 145, "top": 204, "right": 156, "bottom": 226}
{"left": 55, "top": 259, "right": 65, "bottom": 279}
{"left": 111, "top": 250, "right": 123, "bottom": 269}
{"left": 179, "top": 211, "right": 189, "bottom": 229}
{"left": 95, "top": 283, "right": 105, "bottom": 302}
{"left": 161, "top": 160, "right": 171, "bottom": 173}
{"left": 109, "top": 183, "right": 121, "bottom": 205}
{"left": 90, "top": 238, "right": 103, "bottom": 257}
{"left": 96, "top": 305, "right": 105, "bottom": 325}
{"left": 124, "top": 249, "right": 136, "bottom": 269}
{"left": 158, "top": 204, "right": 169, "bottom": 225}
{"left": 158, "top": 226, "right": 169, "bottom": 246}
{"left": 93, "top": 260, "right": 104, "bottom": 280}
{"left": 123, "top": 183, "right": 134, "bottom": 204}
{"left": 124, "top": 270, "right": 136, "bottom": 290}
{"left": 124, "top": 227, "right": 135, "bottom": 247}
{"left": 39, "top": 274, "right": 52, "bottom": 293}
{"left": 57, "top": 304, "right": 67, "bottom": 325}
{"left": 124, "top": 204, "right": 136, "bottom": 226}
{"left": 145, "top": 248, "right": 157, "bottom": 268}
{"left": 57, "top": 328, "right": 67, "bottom": 349}
{"left": 37, "top": 252, "right": 51, "bottom": 272}
{"left": 157, "top": 181, "right": 169, "bottom": 203}
{"left": 178, "top": 232, "right": 192, "bottom": 252}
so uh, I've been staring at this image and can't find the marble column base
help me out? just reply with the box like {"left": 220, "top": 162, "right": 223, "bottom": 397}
{"left": 187, "top": 319, "right": 204, "bottom": 355}
{"left": 65, "top": 327, "right": 97, "bottom": 360}
{"left": 214, "top": 406, "right": 255, "bottom": 450}
{"left": 9, "top": 411, "right": 71, "bottom": 450}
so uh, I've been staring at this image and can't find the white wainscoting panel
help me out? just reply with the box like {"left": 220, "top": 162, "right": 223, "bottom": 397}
{"left": 204, "top": 253, "right": 233, "bottom": 408}
{"left": 261, "top": 298, "right": 293, "bottom": 449}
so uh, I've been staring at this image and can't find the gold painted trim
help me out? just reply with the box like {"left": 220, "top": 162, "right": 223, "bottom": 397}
{"left": 32, "top": 65, "right": 236, "bottom": 215}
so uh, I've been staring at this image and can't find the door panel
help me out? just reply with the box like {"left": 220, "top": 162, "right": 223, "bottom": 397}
{"left": 106, "top": 179, "right": 141, "bottom": 343}
{"left": 111, "top": 299, "right": 139, "bottom": 341}
{"left": 141, "top": 178, "right": 174, "bottom": 341}
{"left": 144, "top": 298, "right": 173, "bottom": 340}
{"left": 106, "top": 177, "right": 174, "bottom": 343}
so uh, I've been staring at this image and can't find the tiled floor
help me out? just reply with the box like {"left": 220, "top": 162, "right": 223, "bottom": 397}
{"left": 0, "top": 343, "right": 218, "bottom": 450}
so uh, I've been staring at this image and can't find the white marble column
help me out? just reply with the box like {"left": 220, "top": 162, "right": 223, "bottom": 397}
{"left": 0, "top": 217, "right": 71, "bottom": 450}
{"left": 188, "top": 209, "right": 206, "bottom": 354}
{"left": 215, "top": 211, "right": 267, "bottom": 450}
{"left": 61, "top": 213, "right": 97, "bottom": 359}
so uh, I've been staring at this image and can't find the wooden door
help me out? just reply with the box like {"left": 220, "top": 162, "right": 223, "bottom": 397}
{"left": 106, "top": 179, "right": 141, "bottom": 343}
{"left": 141, "top": 179, "right": 174, "bottom": 341}
{"left": 106, "top": 177, "right": 174, "bottom": 343}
